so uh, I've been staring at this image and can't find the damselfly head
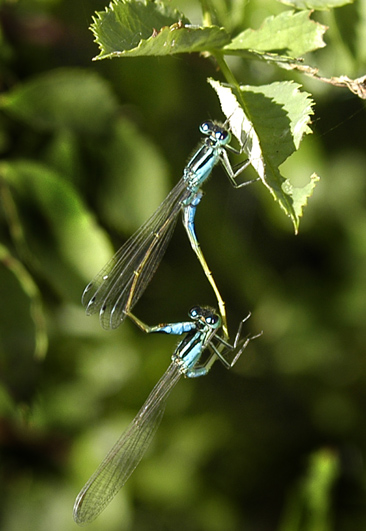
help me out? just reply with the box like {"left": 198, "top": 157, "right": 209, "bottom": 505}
{"left": 199, "top": 121, "right": 231, "bottom": 145}
{"left": 189, "top": 305, "right": 221, "bottom": 329}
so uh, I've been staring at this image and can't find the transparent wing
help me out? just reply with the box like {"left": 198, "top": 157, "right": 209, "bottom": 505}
{"left": 82, "top": 179, "right": 189, "bottom": 329}
{"left": 73, "top": 363, "right": 181, "bottom": 526}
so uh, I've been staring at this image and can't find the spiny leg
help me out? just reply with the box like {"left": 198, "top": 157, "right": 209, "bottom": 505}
{"left": 220, "top": 148, "right": 259, "bottom": 188}
{"left": 213, "top": 312, "right": 263, "bottom": 368}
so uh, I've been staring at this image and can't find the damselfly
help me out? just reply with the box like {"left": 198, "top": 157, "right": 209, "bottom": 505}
{"left": 73, "top": 306, "right": 260, "bottom": 525}
{"left": 83, "top": 121, "right": 254, "bottom": 337}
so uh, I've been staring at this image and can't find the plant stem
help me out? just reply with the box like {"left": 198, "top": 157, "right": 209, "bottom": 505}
{"left": 212, "top": 53, "right": 248, "bottom": 113}
{"left": 200, "top": 0, "right": 212, "bottom": 27}
{"left": 214, "top": 54, "right": 238, "bottom": 89}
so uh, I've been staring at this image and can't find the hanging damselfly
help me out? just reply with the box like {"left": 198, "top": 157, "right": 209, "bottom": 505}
{"left": 73, "top": 306, "right": 260, "bottom": 525}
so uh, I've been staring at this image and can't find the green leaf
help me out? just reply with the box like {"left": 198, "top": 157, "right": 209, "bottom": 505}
{"left": 0, "top": 68, "right": 119, "bottom": 134}
{"left": 282, "top": 173, "right": 320, "bottom": 222}
{"left": 209, "top": 79, "right": 317, "bottom": 232}
{"left": 0, "top": 243, "right": 48, "bottom": 360}
{"left": 223, "top": 10, "right": 326, "bottom": 57}
{"left": 0, "top": 161, "right": 112, "bottom": 301}
{"left": 97, "top": 117, "right": 170, "bottom": 233}
{"left": 90, "top": 0, "right": 230, "bottom": 59}
{"left": 280, "top": 449, "right": 339, "bottom": 530}
{"left": 208, "top": 79, "right": 266, "bottom": 185}
{"left": 279, "top": 0, "right": 353, "bottom": 10}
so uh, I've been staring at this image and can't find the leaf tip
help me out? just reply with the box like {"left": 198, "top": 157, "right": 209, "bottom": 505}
{"left": 282, "top": 172, "right": 320, "bottom": 233}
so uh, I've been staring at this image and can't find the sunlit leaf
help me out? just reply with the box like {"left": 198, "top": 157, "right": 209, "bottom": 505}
{"left": 209, "top": 79, "right": 317, "bottom": 232}
{"left": 282, "top": 173, "right": 320, "bottom": 222}
{"left": 223, "top": 10, "right": 326, "bottom": 57}
{"left": 280, "top": 0, "right": 353, "bottom": 10}
{"left": 90, "top": 0, "right": 230, "bottom": 59}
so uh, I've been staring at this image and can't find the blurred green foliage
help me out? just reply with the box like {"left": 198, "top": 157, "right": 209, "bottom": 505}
{"left": 0, "top": 0, "right": 366, "bottom": 530}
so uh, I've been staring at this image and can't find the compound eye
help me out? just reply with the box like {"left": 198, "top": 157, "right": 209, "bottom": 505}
{"left": 206, "top": 314, "right": 219, "bottom": 326}
{"left": 189, "top": 306, "right": 201, "bottom": 319}
{"left": 216, "top": 130, "right": 228, "bottom": 141}
{"left": 199, "top": 121, "right": 213, "bottom": 135}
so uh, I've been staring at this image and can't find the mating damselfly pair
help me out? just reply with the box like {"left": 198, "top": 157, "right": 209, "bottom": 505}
{"left": 74, "top": 120, "right": 261, "bottom": 525}
{"left": 82, "top": 119, "right": 257, "bottom": 338}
